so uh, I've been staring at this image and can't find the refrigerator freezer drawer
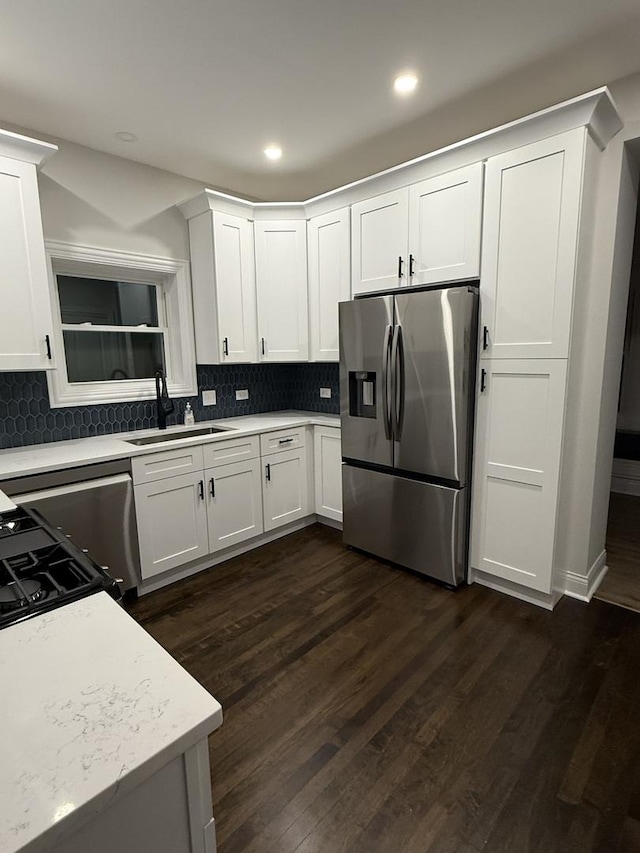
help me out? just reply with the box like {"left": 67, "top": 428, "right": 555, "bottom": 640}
{"left": 342, "top": 464, "right": 468, "bottom": 586}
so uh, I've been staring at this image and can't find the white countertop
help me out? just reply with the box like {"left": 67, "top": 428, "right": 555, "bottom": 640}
{"left": 0, "top": 411, "right": 340, "bottom": 481}
{"left": 0, "top": 593, "right": 223, "bottom": 853}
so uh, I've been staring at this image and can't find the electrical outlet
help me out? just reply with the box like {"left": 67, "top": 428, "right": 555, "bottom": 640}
{"left": 235, "top": 389, "right": 249, "bottom": 401}
{"left": 320, "top": 387, "right": 332, "bottom": 399}
{"left": 202, "top": 390, "right": 216, "bottom": 406}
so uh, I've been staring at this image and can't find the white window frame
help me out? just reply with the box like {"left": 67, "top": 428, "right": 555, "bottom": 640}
{"left": 45, "top": 241, "right": 197, "bottom": 407}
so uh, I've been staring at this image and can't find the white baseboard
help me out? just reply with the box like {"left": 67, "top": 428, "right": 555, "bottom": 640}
{"left": 317, "top": 516, "right": 343, "bottom": 531}
{"left": 469, "top": 569, "right": 562, "bottom": 610}
{"left": 563, "top": 550, "right": 608, "bottom": 602}
{"left": 611, "top": 458, "right": 640, "bottom": 496}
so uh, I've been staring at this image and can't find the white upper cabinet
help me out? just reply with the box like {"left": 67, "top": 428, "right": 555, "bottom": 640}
{"left": 408, "top": 163, "right": 483, "bottom": 285}
{"left": 307, "top": 207, "right": 350, "bottom": 361}
{"left": 470, "top": 359, "right": 568, "bottom": 594}
{"left": 351, "top": 189, "right": 409, "bottom": 294}
{"left": 351, "top": 164, "right": 483, "bottom": 296}
{"left": 480, "top": 128, "right": 586, "bottom": 359}
{"left": 255, "top": 220, "right": 308, "bottom": 361}
{"left": 188, "top": 210, "right": 257, "bottom": 363}
{"left": 0, "top": 131, "right": 58, "bottom": 372}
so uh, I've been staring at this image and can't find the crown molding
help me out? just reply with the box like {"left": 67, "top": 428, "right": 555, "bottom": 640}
{"left": 0, "top": 128, "right": 58, "bottom": 166}
{"left": 177, "top": 86, "right": 623, "bottom": 221}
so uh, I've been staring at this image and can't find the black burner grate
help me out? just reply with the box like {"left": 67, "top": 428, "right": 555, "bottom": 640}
{"left": 0, "top": 507, "right": 121, "bottom": 629}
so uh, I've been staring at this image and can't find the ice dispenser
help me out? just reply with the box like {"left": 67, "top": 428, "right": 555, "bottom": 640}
{"left": 349, "top": 371, "right": 377, "bottom": 418}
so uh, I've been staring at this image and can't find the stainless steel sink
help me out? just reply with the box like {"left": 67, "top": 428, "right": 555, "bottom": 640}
{"left": 126, "top": 426, "right": 231, "bottom": 446}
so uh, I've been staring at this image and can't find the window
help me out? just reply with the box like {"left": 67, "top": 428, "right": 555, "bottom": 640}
{"left": 45, "top": 242, "right": 197, "bottom": 407}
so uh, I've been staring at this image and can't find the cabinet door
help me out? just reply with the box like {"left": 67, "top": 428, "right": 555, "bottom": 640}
{"left": 470, "top": 359, "right": 567, "bottom": 593}
{"left": 351, "top": 189, "right": 409, "bottom": 294}
{"left": 262, "top": 447, "right": 309, "bottom": 531}
{"left": 408, "top": 163, "right": 483, "bottom": 285}
{"left": 481, "top": 128, "right": 586, "bottom": 359}
{"left": 255, "top": 220, "right": 308, "bottom": 361}
{"left": 206, "top": 458, "right": 264, "bottom": 552}
{"left": 135, "top": 472, "right": 209, "bottom": 579}
{"left": 314, "top": 427, "right": 343, "bottom": 522}
{"left": 213, "top": 211, "right": 258, "bottom": 363}
{"left": 0, "top": 155, "right": 55, "bottom": 371}
{"left": 308, "top": 208, "right": 350, "bottom": 361}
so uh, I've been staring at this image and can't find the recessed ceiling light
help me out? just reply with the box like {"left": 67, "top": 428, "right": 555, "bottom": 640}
{"left": 115, "top": 131, "right": 138, "bottom": 143}
{"left": 393, "top": 73, "right": 419, "bottom": 96}
{"left": 263, "top": 145, "right": 282, "bottom": 162}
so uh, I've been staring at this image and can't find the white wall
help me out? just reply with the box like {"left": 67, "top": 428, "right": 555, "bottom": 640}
{"left": 551, "top": 73, "right": 640, "bottom": 588}
{"left": 17, "top": 132, "right": 206, "bottom": 261}
{"left": 558, "top": 68, "right": 640, "bottom": 579}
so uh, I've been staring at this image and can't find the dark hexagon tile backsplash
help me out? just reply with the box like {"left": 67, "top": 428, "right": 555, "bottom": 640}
{"left": 0, "top": 363, "right": 339, "bottom": 449}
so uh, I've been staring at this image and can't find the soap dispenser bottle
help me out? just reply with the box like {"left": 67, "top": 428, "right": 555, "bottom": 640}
{"left": 184, "top": 402, "right": 195, "bottom": 426}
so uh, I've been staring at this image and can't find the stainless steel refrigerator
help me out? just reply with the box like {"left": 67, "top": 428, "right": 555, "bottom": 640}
{"left": 339, "top": 282, "right": 479, "bottom": 587}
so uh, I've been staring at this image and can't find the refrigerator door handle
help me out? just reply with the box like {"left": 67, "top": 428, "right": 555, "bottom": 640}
{"left": 391, "top": 324, "right": 405, "bottom": 440}
{"left": 381, "top": 324, "right": 393, "bottom": 440}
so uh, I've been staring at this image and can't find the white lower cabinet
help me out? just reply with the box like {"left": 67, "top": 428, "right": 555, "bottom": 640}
{"left": 314, "top": 426, "right": 342, "bottom": 522}
{"left": 134, "top": 425, "right": 341, "bottom": 585}
{"left": 52, "top": 739, "right": 216, "bottom": 853}
{"left": 136, "top": 471, "right": 209, "bottom": 580}
{"left": 470, "top": 359, "right": 568, "bottom": 594}
{"left": 262, "top": 446, "right": 309, "bottom": 531}
{"left": 206, "top": 458, "right": 263, "bottom": 552}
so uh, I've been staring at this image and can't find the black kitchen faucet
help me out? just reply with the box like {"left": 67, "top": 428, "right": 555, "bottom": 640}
{"left": 155, "top": 369, "right": 175, "bottom": 430}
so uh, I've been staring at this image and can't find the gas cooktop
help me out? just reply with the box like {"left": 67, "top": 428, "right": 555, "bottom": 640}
{"left": 0, "top": 506, "right": 121, "bottom": 630}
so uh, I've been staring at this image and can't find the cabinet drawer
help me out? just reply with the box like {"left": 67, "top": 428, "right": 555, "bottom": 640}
{"left": 260, "top": 427, "right": 305, "bottom": 455}
{"left": 203, "top": 435, "right": 260, "bottom": 469}
{"left": 132, "top": 445, "right": 205, "bottom": 485}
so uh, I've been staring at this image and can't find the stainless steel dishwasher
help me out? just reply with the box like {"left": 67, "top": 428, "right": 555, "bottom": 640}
{"left": 2, "top": 459, "right": 141, "bottom": 591}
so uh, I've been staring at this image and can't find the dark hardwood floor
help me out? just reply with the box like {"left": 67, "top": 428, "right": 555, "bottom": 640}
{"left": 596, "top": 492, "right": 640, "bottom": 612}
{"left": 128, "top": 524, "right": 640, "bottom": 853}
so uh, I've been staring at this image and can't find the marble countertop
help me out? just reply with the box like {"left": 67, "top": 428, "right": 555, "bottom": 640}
{"left": 0, "top": 411, "right": 340, "bottom": 481}
{"left": 0, "top": 593, "right": 222, "bottom": 853}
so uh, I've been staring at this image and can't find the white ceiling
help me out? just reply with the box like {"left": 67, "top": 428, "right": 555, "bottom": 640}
{"left": 2, "top": 0, "right": 640, "bottom": 200}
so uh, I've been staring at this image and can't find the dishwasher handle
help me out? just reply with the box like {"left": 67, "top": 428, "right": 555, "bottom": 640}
{"left": 12, "top": 473, "right": 133, "bottom": 504}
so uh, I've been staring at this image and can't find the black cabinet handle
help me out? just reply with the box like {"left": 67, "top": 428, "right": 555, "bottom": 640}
{"left": 480, "top": 369, "right": 487, "bottom": 393}
{"left": 45, "top": 334, "right": 52, "bottom": 360}
{"left": 209, "top": 477, "right": 215, "bottom": 497}
{"left": 278, "top": 437, "right": 294, "bottom": 445}
{"left": 409, "top": 254, "right": 415, "bottom": 278}
{"left": 261, "top": 337, "right": 266, "bottom": 356}
{"left": 223, "top": 337, "right": 229, "bottom": 356}
{"left": 265, "top": 463, "right": 271, "bottom": 482}
{"left": 482, "top": 326, "right": 489, "bottom": 351}
{"left": 398, "top": 256, "right": 404, "bottom": 278}
{"left": 198, "top": 479, "right": 205, "bottom": 500}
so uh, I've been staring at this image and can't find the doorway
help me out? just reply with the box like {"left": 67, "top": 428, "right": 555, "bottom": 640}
{"left": 597, "top": 188, "right": 640, "bottom": 611}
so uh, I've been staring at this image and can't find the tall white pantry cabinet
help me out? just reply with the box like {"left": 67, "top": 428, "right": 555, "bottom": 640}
{"left": 469, "top": 126, "right": 604, "bottom": 604}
